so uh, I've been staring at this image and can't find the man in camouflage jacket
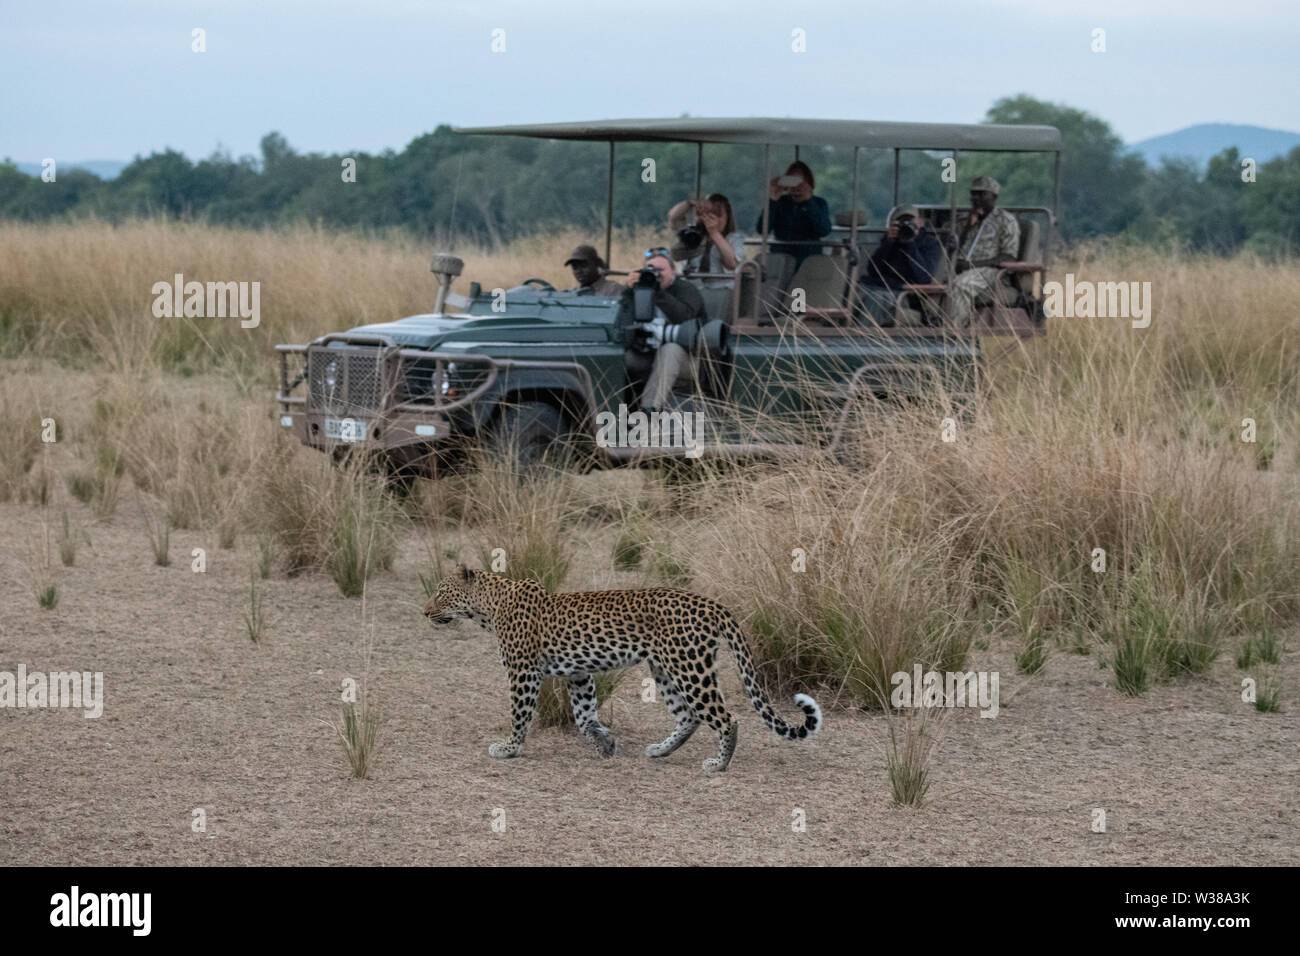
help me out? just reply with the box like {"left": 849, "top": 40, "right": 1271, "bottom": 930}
{"left": 949, "top": 176, "right": 1019, "bottom": 328}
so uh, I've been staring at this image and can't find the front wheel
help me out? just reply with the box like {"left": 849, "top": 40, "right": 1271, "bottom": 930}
{"left": 487, "top": 401, "right": 576, "bottom": 472}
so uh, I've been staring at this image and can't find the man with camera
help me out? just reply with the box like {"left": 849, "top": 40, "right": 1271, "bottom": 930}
{"left": 624, "top": 250, "right": 708, "bottom": 414}
{"left": 856, "top": 204, "right": 942, "bottom": 327}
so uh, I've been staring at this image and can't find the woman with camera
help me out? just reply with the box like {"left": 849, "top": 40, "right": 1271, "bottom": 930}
{"left": 667, "top": 194, "right": 746, "bottom": 289}
{"left": 756, "top": 160, "right": 832, "bottom": 265}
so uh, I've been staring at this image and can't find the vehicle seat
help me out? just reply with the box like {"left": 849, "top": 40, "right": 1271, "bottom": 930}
{"left": 698, "top": 286, "right": 730, "bottom": 323}
{"left": 785, "top": 254, "right": 852, "bottom": 322}
{"left": 757, "top": 251, "right": 796, "bottom": 320}
{"left": 894, "top": 242, "right": 952, "bottom": 327}
{"left": 996, "top": 218, "right": 1040, "bottom": 305}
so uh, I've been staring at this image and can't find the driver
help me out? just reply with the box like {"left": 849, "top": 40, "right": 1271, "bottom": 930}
{"left": 564, "top": 244, "right": 625, "bottom": 296}
{"left": 624, "top": 249, "right": 707, "bottom": 414}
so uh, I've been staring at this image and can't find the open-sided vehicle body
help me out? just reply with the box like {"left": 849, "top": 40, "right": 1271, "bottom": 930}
{"left": 275, "top": 118, "right": 1062, "bottom": 469}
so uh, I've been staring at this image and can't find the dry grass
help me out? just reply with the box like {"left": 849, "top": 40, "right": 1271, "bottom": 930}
{"left": 885, "top": 707, "right": 947, "bottom": 807}
{"left": 249, "top": 439, "right": 399, "bottom": 596}
{"left": 0, "top": 218, "right": 649, "bottom": 377}
{"left": 1, "top": 220, "right": 1297, "bottom": 725}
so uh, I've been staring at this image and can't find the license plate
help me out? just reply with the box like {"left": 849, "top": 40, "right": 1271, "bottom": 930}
{"left": 324, "top": 417, "right": 367, "bottom": 442}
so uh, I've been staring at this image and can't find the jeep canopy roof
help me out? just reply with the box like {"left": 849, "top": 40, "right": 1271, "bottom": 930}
{"left": 455, "top": 117, "right": 1063, "bottom": 266}
{"left": 454, "top": 117, "right": 1062, "bottom": 152}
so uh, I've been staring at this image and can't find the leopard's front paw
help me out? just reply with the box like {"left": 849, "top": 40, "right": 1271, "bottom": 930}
{"left": 590, "top": 728, "right": 615, "bottom": 758}
{"left": 488, "top": 742, "right": 521, "bottom": 759}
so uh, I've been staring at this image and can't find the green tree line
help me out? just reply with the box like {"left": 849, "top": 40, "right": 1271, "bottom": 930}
{"left": 3, "top": 95, "right": 1296, "bottom": 255}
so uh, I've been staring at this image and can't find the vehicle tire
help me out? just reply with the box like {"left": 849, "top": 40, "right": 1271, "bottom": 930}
{"left": 488, "top": 401, "right": 575, "bottom": 472}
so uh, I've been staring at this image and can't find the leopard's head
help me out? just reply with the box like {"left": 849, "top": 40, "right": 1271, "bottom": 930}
{"left": 424, "top": 565, "right": 487, "bottom": 626}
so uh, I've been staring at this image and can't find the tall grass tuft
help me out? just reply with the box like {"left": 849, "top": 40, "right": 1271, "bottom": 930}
{"left": 252, "top": 442, "right": 397, "bottom": 597}
{"left": 326, "top": 477, "right": 398, "bottom": 597}
{"left": 24, "top": 524, "right": 59, "bottom": 611}
{"left": 57, "top": 511, "right": 87, "bottom": 567}
{"left": 0, "top": 384, "right": 41, "bottom": 502}
{"left": 613, "top": 508, "right": 652, "bottom": 570}
{"left": 885, "top": 708, "right": 944, "bottom": 807}
{"left": 244, "top": 572, "right": 267, "bottom": 643}
{"left": 141, "top": 501, "right": 171, "bottom": 567}
{"left": 335, "top": 698, "right": 381, "bottom": 778}
{"left": 1237, "top": 630, "right": 1283, "bottom": 669}
{"left": 464, "top": 450, "right": 575, "bottom": 592}
{"left": 1253, "top": 673, "right": 1282, "bottom": 713}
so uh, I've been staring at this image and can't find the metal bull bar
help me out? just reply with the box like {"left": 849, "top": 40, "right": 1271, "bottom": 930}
{"left": 275, "top": 334, "right": 600, "bottom": 452}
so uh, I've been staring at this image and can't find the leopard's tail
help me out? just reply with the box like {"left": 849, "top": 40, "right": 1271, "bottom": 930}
{"left": 721, "top": 611, "right": 822, "bottom": 740}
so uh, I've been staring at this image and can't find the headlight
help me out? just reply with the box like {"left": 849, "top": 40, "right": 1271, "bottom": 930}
{"left": 440, "top": 362, "right": 456, "bottom": 396}
{"left": 324, "top": 360, "right": 339, "bottom": 390}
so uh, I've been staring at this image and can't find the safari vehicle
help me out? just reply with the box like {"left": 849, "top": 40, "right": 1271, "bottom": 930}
{"left": 275, "top": 118, "right": 1062, "bottom": 471}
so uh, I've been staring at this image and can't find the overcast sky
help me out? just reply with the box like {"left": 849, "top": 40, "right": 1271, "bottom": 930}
{"left": 4, "top": 0, "right": 1298, "bottom": 162}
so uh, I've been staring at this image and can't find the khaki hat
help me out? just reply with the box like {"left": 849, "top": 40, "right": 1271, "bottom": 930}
{"left": 970, "top": 176, "right": 1000, "bottom": 195}
{"left": 564, "top": 244, "right": 605, "bottom": 267}
{"left": 888, "top": 203, "right": 921, "bottom": 221}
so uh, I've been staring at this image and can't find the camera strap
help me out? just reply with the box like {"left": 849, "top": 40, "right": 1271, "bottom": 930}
{"left": 692, "top": 237, "right": 713, "bottom": 273}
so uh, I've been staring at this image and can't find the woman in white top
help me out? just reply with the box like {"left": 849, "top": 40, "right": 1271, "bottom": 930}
{"left": 667, "top": 193, "right": 746, "bottom": 289}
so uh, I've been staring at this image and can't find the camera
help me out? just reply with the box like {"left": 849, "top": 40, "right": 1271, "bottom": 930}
{"left": 635, "top": 265, "right": 661, "bottom": 287}
{"left": 896, "top": 218, "right": 920, "bottom": 240}
{"left": 676, "top": 224, "right": 706, "bottom": 251}
{"left": 676, "top": 204, "right": 705, "bottom": 251}
{"left": 631, "top": 265, "right": 661, "bottom": 326}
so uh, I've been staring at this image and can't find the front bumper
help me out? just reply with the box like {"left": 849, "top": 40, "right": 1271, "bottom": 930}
{"left": 278, "top": 408, "right": 455, "bottom": 452}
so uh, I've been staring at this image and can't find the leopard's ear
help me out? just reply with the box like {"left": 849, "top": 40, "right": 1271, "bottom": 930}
{"left": 458, "top": 564, "right": 474, "bottom": 582}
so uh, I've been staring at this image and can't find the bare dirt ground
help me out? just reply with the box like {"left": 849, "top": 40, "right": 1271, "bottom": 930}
{"left": 1, "top": 496, "right": 1296, "bottom": 867}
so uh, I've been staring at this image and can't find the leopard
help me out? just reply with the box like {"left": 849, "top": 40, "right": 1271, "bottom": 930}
{"left": 424, "top": 566, "right": 822, "bottom": 773}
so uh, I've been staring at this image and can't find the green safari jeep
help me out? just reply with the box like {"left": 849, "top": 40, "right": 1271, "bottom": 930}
{"left": 275, "top": 118, "right": 1060, "bottom": 472}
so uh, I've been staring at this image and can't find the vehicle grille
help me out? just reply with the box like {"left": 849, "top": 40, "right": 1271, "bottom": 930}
{"left": 307, "top": 347, "right": 389, "bottom": 415}
{"left": 396, "top": 359, "right": 491, "bottom": 405}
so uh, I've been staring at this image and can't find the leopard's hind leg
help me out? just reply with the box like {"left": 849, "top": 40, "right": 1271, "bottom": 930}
{"left": 567, "top": 675, "right": 615, "bottom": 758}
{"left": 655, "top": 652, "right": 738, "bottom": 773}
{"left": 644, "top": 661, "right": 699, "bottom": 758}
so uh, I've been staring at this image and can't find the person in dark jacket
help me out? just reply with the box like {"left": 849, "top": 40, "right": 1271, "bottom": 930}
{"left": 623, "top": 251, "right": 707, "bottom": 412}
{"left": 856, "top": 204, "right": 941, "bottom": 327}
{"left": 755, "top": 161, "right": 832, "bottom": 266}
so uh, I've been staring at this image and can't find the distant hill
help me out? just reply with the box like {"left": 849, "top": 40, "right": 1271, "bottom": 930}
{"left": 13, "top": 159, "right": 127, "bottom": 180}
{"left": 1129, "top": 123, "right": 1300, "bottom": 169}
